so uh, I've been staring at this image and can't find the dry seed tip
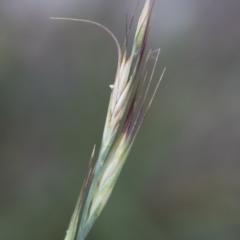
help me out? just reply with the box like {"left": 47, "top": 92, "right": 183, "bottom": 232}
{"left": 89, "top": 145, "right": 96, "bottom": 165}
{"left": 109, "top": 85, "right": 114, "bottom": 89}
{"left": 122, "top": 0, "right": 140, "bottom": 54}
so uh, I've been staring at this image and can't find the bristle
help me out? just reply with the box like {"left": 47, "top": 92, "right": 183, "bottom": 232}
{"left": 50, "top": 17, "right": 122, "bottom": 69}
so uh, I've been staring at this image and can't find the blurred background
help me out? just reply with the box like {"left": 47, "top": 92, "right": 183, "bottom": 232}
{"left": 1, "top": 0, "right": 240, "bottom": 239}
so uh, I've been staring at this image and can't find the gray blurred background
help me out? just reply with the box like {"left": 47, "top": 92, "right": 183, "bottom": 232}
{"left": 1, "top": 0, "right": 240, "bottom": 239}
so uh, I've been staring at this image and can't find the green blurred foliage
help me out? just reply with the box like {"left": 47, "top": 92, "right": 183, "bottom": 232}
{"left": 1, "top": 0, "right": 240, "bottom": 239}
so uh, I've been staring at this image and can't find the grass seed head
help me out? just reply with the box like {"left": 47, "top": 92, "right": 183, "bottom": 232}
{"left": 52, "top": 1, "right": 165, "bottom": 240}
{"left": 86, "top": 0, "right": 159, "bottom": 223}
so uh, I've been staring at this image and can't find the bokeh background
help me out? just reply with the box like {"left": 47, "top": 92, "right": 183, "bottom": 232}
{"left": 1, "top": 0, "right": 240, "bottom": 239}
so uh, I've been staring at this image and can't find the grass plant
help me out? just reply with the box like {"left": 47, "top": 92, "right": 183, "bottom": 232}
{"left": 51, "top": 1, "right": 165, "bottom": 239}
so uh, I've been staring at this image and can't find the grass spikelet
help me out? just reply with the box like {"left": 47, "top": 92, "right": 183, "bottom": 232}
{"left": 51, "top": 1, "right": 165, "bottom": 239}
